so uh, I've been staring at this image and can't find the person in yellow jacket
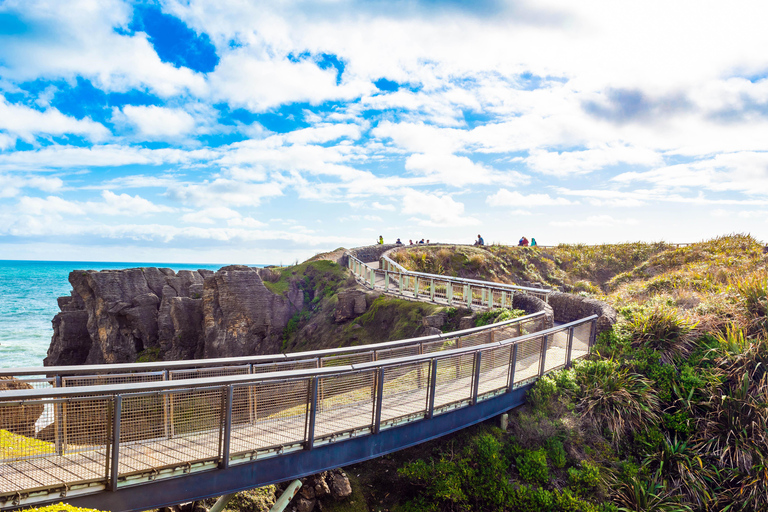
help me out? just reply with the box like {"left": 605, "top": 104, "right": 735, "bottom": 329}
{"left": 377, "top": 235, "right": 384, "bottom": 244}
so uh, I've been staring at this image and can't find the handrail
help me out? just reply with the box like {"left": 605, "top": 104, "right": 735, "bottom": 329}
{"left": 381, "top": 253, "right": 548, "bottom": 294}
{"left": 0, "top": 312, "right": 546, "bottom": 378}
{"left": 347, "top": 252, "right": 551, "bottom": 303}
{"left": 0, "top": 315, "right": 596, "bottom": 511}
{"left": 0, "top": 316, "right": 593, "bottom": 401}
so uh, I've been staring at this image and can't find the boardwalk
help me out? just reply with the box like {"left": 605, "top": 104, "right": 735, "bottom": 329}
{"left": 0, "top": 253, "right": 595, "bottom": 511}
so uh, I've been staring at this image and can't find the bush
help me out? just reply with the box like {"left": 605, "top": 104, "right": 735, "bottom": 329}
{"left": 627, "top": 307, "right": 697, "bottom": 362}
{"left": 517, "top": 448, "right": 549, "bottom": 484}
{"left": 546, "top": 438, "right": 567, "bottom": 468}
{"left": 572, "top": 359, "right": 660, "bottom": 441}
{"left": 568, "top": 460, "right": 601, "bottom": 490}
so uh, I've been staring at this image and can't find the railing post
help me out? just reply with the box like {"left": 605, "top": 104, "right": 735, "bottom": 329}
{"left": 306, "top": 377, "right": 319, "bottom": 450}
{"left": 399, "top": 272, "right": 403, "bottom": 294}
{"left": 508, "top": 343, "right": 518, "bottom": 391}
{"left": 109, "top": 395, "right": 122, "bottom": 491}
{"left": 588, "top": 318, "right": 597, "bottom": 351}
{"left": 384, "top": 270, "right": 390, "bottom": 291}
{"left": 565, "top": 326, "right": 575, "bottom": 368}
{"left": 430, "top": 279, "right": 435, "bottom": 301}
{"left": 501, "top": 291, "right": 506, "bottom": 309}
{"left": 466, "top": 285, "right": 472, "bottom": 308}
{"left": 538, "top": 334, "right": 549, "bottom": 377}
{"left": 162, "top": 370, "right": 170, "bottom": 438}
{"left": 414, "top": 277, "right": 420, "bottom": 297}
{"left": 54, "top": 375, "right": 63, "bottom": 456}
{"left": 471, "top": 352, "right": 482, "bottom": 405}
{"left": 370, "top": 268, "right": 375, "bottom": 288}
{"left": 220, "top": 386, "right": 233, "bottom": 469}
{"left": 488, "top": 288, "right": 493, "bottom": 309}
{"left": 427, "top": 359, "right": 438, "bottom": 418}
{"left": 447, "top": 282, "right": 452, "bottom": 304}
{"left": 374, "top": 368, "right": 385, "bottom": 434}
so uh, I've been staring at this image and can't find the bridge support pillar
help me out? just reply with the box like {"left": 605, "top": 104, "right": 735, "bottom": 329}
{"left": 499, "top": 413, "right": 509, "bottom": 431}
{"left": 269, "top": 479, "right": 303, "bottom": 512}
{"left": 210, "top": 493, "right": 237, "bottom": 512}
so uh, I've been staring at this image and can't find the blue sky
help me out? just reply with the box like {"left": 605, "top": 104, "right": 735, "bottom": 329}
{"left": 0, "top": 0, "right": 767, "bottom": 264}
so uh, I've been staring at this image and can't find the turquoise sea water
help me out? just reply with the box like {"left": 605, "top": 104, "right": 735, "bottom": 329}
{"left": 0, "top": 260, "right": 226, "bottom": 369}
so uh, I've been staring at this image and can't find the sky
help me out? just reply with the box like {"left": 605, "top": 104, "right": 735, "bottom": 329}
{"left": 0, "top": 0, "right": 767, "bottom": 265}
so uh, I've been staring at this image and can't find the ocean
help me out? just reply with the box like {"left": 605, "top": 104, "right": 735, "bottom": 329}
{"left": 0, "top": 260, "right": 227, "bottom": 369}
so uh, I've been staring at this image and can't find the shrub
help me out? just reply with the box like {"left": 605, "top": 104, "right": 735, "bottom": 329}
{"left": 627, "top": 307, "right": 697, "bottom": 362}
{"left": 546, "top": 437, "right": 567, "bottom": 468}
{"left": 569, "top": 460, "right": 601, "bottom": 490}
{"left": 517, "top": 448, "right": 549, "bottom": 484}
{"left": 573, "top": 359, "right": 660, "bottom": 441}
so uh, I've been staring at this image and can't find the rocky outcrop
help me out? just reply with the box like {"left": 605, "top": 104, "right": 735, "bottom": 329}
{"left": 0, "top": 377, "right": 44, "bottom": 437}
{"left": 513, "top": 292, "right": 555, "bottom": 329}
{"left": 289, "top": 469, "right": 353, "bottom": 512}
{"left": 46, "top": 266, "right": 303, "bottom": 366}
{"left": 547, "top": 291, "right": 617, "bottom": 334}
{"left": 334, "top": 289, "right": 369, "bottom": 322}
{"left": 202, "top": 266, "right": 302, "bottom": 358}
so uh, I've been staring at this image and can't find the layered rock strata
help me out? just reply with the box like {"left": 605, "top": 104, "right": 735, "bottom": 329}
{"left": 46, "top": 266, "right": 303, "bottom": 366}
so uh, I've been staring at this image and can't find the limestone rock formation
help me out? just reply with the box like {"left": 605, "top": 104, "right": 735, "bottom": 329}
{"left": 0, "top": 377, "right": 44, "bottom": 437}
{"left": 46, "top": 265, "right": 303, "bottom": 366}
{"left": 334, "top": 289, "right": 368, "bottom": 322}
{"left": 202, "top": 266, "right": 303, "bottom": 358}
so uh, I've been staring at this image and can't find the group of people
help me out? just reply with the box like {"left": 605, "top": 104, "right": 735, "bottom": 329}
{"left": 380, "top": 235, "right": 537, "bottom": 247}
{"left": 378, "top": 237, "right": 429, "bottom": 245}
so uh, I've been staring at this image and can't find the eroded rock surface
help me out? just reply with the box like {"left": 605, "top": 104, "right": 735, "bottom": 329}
{"left": 46, "top": 266, "right": 303, "bottom": 366}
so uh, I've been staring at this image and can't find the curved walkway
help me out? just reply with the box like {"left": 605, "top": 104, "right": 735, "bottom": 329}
{"left": 0, "top": 249, "right": 597, "bottom": 512}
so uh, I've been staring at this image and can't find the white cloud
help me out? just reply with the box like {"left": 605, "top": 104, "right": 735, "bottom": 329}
{"left": 96, "top": 190, "right": 175, "bottom": 216}
{"left": 487, "top": 189, "right": 575, "bottom": 207}
{"left": 549, "top": 215, "right": 640, "bottom": 228}
{"left": 118, "top": 106, "right": 196, "bottom": 138}
{"left": 0, "top": 0, "right": 207, "bottom": 97}
{"left": 182, "top": 207, "right": 242, "bottom": 224}
{"left": 405, "top": 153, "right": 506, "bottom": 187}
{"left": 0, "top": 96, "right": 109, "bottom": 142}
{"left": 167, "top": 179, "right": 284, "bottom": 208}
{"left": 401, "top": 189, "right": 480, "bottom": 226}
{"left": 371, "top": 201, "right": 396, "bottom": 211}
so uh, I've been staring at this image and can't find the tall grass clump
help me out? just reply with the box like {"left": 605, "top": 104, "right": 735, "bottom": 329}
{"left": 627, "top": 307, "right": 697, "bottom": 362}
{"left": 732, "top": 271, "right": 768, "bottom": 334}
{"left": 572, "top": 359, "right": 659, "bottom": 442}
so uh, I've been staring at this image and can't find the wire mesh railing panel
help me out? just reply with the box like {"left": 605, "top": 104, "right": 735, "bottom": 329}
{"left": 316, "top": 371, "right": 375, "bottom": 438}
{"left": 572, "top": 322, "right": 592, "bottom": 359}
{"left": 120, "top": 393, "right": 167, "bottom": 444}
{"left": 169, "top": 365, "right": 250, "bottom": 381}
{"left": 376, "top": 345, "right": 419, "bottom": 361}
{"left": 0, "top": 396, "right": 108, "bottom": 493}
{"left": 422, "top": 338, "right": 457, "bottom": 354}
{"left": 62, "top": 372, "right": 164, "bottom": 387}
{"left": 493, "top": 322, "right": 524, "bottom": 342}
{"left": 164, "top": 388, "right": 222, "bottom": 461}
{"left": 252, "top": 359, "right": 318, "bottom": 374}
{"left": 61, "top": 397, "right": 111, "bottom": 456}
{"left": 513, "top": 335, "right": 543, "bottom": 384}
{"left": 229, "top": 379, "right": 310, "bottom": 454}
{"left": 433, "top": 354, "right": 475, "bottom": 409}
{"left": 0, "top": 376, "right": 55, "bottom": 392}
{"left": 544, "top": 331, "right": 569, "bottom": 372}
{"left": 477, "top": 345, "right": 512, "bottom": 396}
{"left": 321, "top": 352, "right": 374, "bottom": 368}
{"left": 380, "top": 362, "right": 429, "bottom": 422}
{"left": 457, "top": 331, "right": 492, "bottom": 348}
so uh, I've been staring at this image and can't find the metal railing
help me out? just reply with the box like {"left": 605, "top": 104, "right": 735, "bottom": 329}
{"left": 348, "top": 253, "right": 551, "bottom": 304}
{"left": 0, "top": 312, "right": 546, "bottom": 386}
{"left": 0, "top": 315, "right": 596, "bottom": 508}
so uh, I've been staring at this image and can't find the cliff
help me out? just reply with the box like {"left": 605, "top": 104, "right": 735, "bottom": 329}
{"left": 46, "top": 265, "right": 304, "bottom": 366}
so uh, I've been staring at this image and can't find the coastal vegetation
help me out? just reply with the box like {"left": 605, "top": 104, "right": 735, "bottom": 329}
{"left": 343, "top": 234, "right": 768, "bottom": 511}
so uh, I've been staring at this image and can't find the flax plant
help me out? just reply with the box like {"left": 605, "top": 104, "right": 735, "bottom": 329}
{"left": 572, "top": 359, "right": 660, "bottom": 442}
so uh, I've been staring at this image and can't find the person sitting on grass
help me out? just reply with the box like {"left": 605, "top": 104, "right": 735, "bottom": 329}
{"left": 475, "top": 234, "right": 484, "bottom": 246}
